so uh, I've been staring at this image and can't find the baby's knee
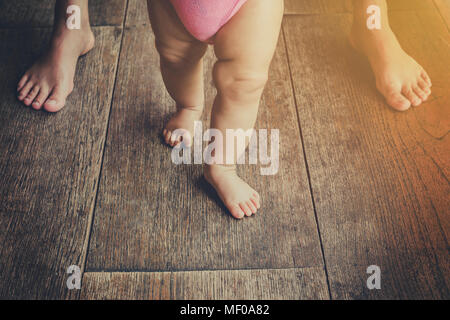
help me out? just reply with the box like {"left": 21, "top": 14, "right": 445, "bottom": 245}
{"left": 213, "top": 61, "right": 269, "bottom": 102}
{"left": 155, "top": 39, "right": 206, "bottom": 69}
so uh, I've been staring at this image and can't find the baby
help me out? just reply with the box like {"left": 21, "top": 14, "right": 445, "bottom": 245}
{"left": 148, "top": 0, "right": 284, "bottom": 219}
{"left": 17, "top": 0, "right": 432, "bottom": 219}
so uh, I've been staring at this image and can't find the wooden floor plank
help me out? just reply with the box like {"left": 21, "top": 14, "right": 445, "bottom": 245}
{"left": 283, "top": 9, "right": 449, "bottom": 299}
{"left": 284, "top": 0, "right": 436, "bottom": 14}
{"left": 0, "top": 26, "right": 122, "bottom": 299}
{"left": 80, "top": 267, "right": 329, "bottom": 300}
{"left": 85, "top": 25, "right": 323, "bottom": 272}
{"left": 328, "top": 260, "right": 450, "bottom": 299}
{"left": 284, "top": 0, "right": 352, "bottom": 14}
{"left": 0, "top": 0, "right": 127, "bottom": 27}
{"left": 126, "top": 0, "right": 149, "bottom": 27}
{"left": 434, "top": 0, "right": 450, "bottom": 27}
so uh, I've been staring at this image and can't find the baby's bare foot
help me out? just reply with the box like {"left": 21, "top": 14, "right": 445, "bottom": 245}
{"left": 350, "top": 25, "right": 431, "bottom": 111}
{"left": 163, "top": 106, "right": 203, "bottom": 147}
{"left": 204, "top": 164, "right": 261, "bottom": 219}
{"left": 17, "top": 25, "right": 94, "bottom": 112}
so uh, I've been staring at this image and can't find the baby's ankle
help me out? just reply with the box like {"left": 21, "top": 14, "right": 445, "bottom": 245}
{"left": 204, "top": 164, "right": 236, "bottom": 179}
{"left": 176, "top": 104, "right": 204, "bottom": 114}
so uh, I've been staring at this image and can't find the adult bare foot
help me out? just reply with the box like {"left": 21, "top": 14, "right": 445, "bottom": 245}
{"left": 350, "top": 17, "right": 431, "bottom": 111}
{"left": 17, "top": 0, "right": 94, "bottom": 112}
{"left": 204, "top": 164, "right": 261, "bottom": 219}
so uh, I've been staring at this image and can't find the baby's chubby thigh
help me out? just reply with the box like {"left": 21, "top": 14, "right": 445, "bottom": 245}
{"left": 212, "top": 0, "right": 284, "bottom": 111}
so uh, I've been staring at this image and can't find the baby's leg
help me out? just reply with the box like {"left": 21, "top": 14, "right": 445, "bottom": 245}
{"left": 17, "top": 0, "right": 94, "bottom": 112}
{"left": 204, "top": 0, "right": 284, "bottom": 219}
{"left": 148, "top": 0, "right": 208, "bottom": 147}
{"left": 350, "top": 0, "right": 432, "bottom": 111}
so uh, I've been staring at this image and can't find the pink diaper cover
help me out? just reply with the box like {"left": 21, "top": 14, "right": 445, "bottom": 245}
{"left": 169, "top": 0, "right": 249, "bottom": 42}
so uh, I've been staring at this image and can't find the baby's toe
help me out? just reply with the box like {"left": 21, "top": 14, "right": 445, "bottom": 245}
{"left": 163, "top": 129, "right": 171, "bottom": 144}
{"left": 181, "top": 133, "right": 192, "bottom": 147}
{"left": 252, "top": 193, "right": 261, "bottom": 207}
{"left": 239, "top": 203, "right": 252, "bottom": 217}
{"left": 251, "top": 197, "right": 260, "bottom": 209}
{"left": 247, "top": 201, "right": 257, "bottom": 214}
{"left": 173, "top": 129, "right": 192, "bottom": 148}
{"left": 169, "top": 131, "right": 181, "bottom": 147}
{"left": 229, "top": 203, "right": 245, "bottom": 219}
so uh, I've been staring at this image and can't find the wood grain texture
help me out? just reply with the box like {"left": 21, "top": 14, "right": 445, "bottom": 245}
{"left": 387, "top": 0, "right": 439, "bottom": 11}
{"left": 284, "top": 0, "right": 353, "bottom": 14}
{"left": 81, "top": 267, "right": 329, "bottom": 300}
{"left": 0, "top": 26, "right": 122, "bottom": 299}
{"left": 283, "top": 9, "right": 449, "bottom": 299}
{"left": 284, "top": 0, "right": 436, "bottom": 14}
{"left": 85, "top": 24, "right": 323, "bottom": 272}
{"left": 126, "top": 0, "right": 149, "bottom": 27}
{"left": 434, "top": 0, "right": 450, "bottom": 27}
{"left": 0, "top": 0, "right": 127, "bottom": 27}
{"left": 328, "top": 261, "right": 450, "bottom": 299}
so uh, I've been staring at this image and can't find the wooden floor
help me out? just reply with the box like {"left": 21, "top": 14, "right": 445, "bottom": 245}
{"left": 0, "top": 0, "right": 448, "bottom": 300}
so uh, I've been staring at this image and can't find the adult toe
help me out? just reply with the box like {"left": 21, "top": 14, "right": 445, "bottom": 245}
{"left": 24, "top": 85, "right": 40, "bottom": 106}
{"left": 421, "top": 70, "right": 432, "bottom": 87}
{"left": 417, "top": 78, "right": 431, "bottom": 95}
{"left": 18, "top": 80, "right": 34, "bottom": 102}
{"left": 32, "top": 87, "right": 50, "bottom": 110}
{"left": 413, "top": 85, "right": 429, "bottom": 102}
{"left": 43, "top": 86, "right": 67, "bottom": 112}
{"left": 17, "top": 74, "right": 29, "bottom": 91}
{"left": 402, "top": 86, "right": 422, "bottom": 107}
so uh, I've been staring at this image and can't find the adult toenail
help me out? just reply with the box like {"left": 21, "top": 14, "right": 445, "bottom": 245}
{"left": 47, "top": 100, "right": 56, "bottom": 106}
